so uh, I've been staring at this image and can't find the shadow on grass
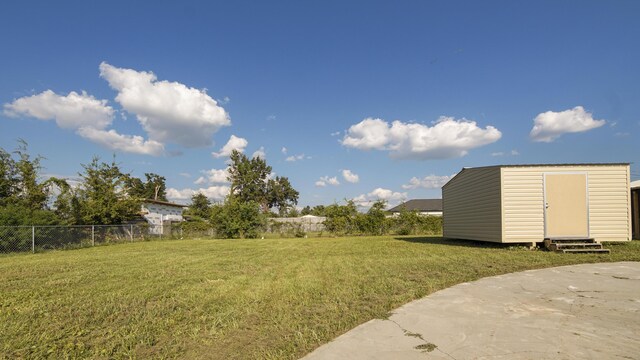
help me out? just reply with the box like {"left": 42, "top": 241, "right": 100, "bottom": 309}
{"left": 394, "top": 236, "right": 515, "bottom": 249}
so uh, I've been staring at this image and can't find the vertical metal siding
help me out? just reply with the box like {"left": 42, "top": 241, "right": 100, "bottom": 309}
{"left": 502, "top": 165, "right": 630, "bottom": 243}
{"left": 443, "top": 167, "right": 502, "bottom": 242}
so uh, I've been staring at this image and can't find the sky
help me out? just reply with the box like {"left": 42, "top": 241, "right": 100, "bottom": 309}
{"left": 1, "top": 0, "right": 639, "bottom": 209}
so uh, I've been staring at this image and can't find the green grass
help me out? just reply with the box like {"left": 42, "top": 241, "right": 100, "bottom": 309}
{"left": 1, "top": 237, "right": 639, "bottom": 359}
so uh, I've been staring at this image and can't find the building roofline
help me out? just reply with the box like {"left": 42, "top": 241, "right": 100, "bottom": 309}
{"left": 387, "top": 199, "right": 443, "bottom": 212}
{"left": 442, "top": 163, "right": 631, "bottom": 189}
{"left": 142, "top": 199, "right": 187, "bottom": 208}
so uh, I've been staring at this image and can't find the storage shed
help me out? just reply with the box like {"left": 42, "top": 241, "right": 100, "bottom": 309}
{"left": 442, "top": 163, "right": 631, "bottom": 244}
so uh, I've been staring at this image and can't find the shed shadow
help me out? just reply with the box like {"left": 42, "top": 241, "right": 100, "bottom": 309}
{"left": 395, "top": 236, "right": 512, "bottom": 249}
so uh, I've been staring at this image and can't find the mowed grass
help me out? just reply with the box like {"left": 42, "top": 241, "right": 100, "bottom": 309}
{"left": 1, "top": 237, "right": 639, "bottom": 359}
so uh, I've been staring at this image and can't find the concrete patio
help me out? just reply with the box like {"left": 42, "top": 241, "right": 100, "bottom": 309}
{"left": 304, "top": 262, "right": 640, "bottom": 359}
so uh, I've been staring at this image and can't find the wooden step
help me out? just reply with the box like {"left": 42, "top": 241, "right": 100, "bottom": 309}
{"left": 543, "top": 238, "right": 610, "bottom": 254}
{"left": 558, "top": 248, "right": 611, "bottom": 254}
{"left": 548, "top": 243, "right": 604, "bottom": 251}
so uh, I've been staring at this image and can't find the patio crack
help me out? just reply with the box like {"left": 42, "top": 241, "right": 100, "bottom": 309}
{"left": 384, "top": 317, "right": 457, "bottom": 359}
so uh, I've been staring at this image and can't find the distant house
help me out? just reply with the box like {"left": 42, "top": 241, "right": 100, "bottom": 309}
{"left": 387, "top": 199, "right": 443, "bottom": 216}
{"left": 140, "top": 200, "right": 186, "bottom": 231}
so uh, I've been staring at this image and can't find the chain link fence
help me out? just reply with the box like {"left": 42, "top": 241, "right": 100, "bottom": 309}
{"left": 0, "top": 223, "right": 184, "bottom": 254}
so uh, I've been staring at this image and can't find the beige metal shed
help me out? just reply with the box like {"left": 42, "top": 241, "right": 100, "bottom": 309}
{"left": 442, "top": 163, "right": 631, "bottom": 244}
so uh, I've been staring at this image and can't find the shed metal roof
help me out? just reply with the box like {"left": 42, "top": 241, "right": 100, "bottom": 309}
{"left": 443, "top": 163, "right": 630, "bottom": 189}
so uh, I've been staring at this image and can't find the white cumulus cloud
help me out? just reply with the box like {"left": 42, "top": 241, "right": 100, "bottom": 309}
{"left": 195, "top": 168, "right": 230, "bottom": 185}
{"left": 529, "top": 106, "right": 606, "bottom": 142}
{"left": 315, "top": 176, "right": 340, "bottom": 187}
{"left": 166, "top": 185, "right": 230, "bottom": 202}
{"left": 285, "top": 154, "right": 307, "bottom": 162}
{"left": 402, "top": 174, "right": 452, "bottom": 190}
{"left": 353, "top": 188, "right": 407, "bottom": 208}
{"left": 99, "top": 62, "right": 230, "bottom": 148}
{"left": 4, "top": 89, "right": 164, "bottom": 155}
{"left": 252, "top": 147, "right": 266, "bottom": 159}
{"left": 212, "top": 135, "right": 248, "bottom": 158}
{"left": 77, "top": 128, "right": 164, "bottom": 156}
{"left": 5, "top": 62, "right": 233, "bottom": 156}
{"left": 342, "top": 169, "right": 359, "bottom": 183}
{"left": 4, "top": 90, "right": 114, "bottom": 130}
{"left": 342, "top": 117, "right": 502, "bottom": 159}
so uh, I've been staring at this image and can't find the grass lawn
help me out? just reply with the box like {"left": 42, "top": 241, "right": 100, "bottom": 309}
{"left": 1, "top": 236, "right": 639, "bottom": 359}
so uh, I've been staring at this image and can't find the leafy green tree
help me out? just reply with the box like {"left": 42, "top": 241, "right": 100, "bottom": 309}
{"left": 300, "top": 206, "right": 312, "bottom": 216}
{"left": 0, "top": 204, "right": 60, "bottom": 226}
{"left": 267, "top": 176, "right": 299, "bottom": 216}
{"left": 0, "top": 141, "right": 67, "bottom": 225}
{"left": 211, "top": 198, "right": 265, "bottom": 238}
{"left": 187, "top": 193, "right": 211, "bottom": 220}
{"left": 287, "top": 207, "right": 300, "bottom": 218}
{"left": 125, "top": 173, "right": 167, "bottom": 201}
{"left": 323, "top": 200, "right": 358, "bottom": 234}
{"left": 13, "top": 140, "right": 51, "bottom": 210}
{"left": 227, "top": 150, "right": 299, "bottom": 213}
{"left": 311, "top": 205, "right": 326, "bottom": 216}
{"left": 357, "top": 200, "right": 387, "bottom": 235}
{"left": 228, "top": 150, "right": 272, "bottom": 207}
{"left": 76, "top": 156, "right": 140, "bottom": 224}
{"left": 0, "top": 147, "right": 18, "bottom": 205}
{"left": 49, "top": 177, "right": 82, "bottom": 225}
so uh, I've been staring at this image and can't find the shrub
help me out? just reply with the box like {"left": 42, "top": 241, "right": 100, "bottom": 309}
{"left": 211, "top": 199, "right": 266, "bottom": 239}
{"left": 389, "top": 210, "right": 442, "bottom": 235}
{"left": 323, "top": 201, "right": 358, "bottom": 235}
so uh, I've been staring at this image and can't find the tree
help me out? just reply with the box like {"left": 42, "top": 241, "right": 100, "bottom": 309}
{"left": 287, "top": 207, "right": 300, "bottom": 217}
{"left": 300, "top": 206, "right": 312, "bottom": 216}
{"left": 0, "top": 147, "right": 18, "bottom": 205}
{"left": 210, "top": 198, "right": 265, "bottom": 238}
{"left": 357, "top": 200, "right": 387, "bottom": 235}
{"left": 0, "top": 141, "right": 67, "bottom": 226}
{"left": 187, "top": 193, "right": 211, "bottom": 219}
{"left": 49, "top": 177, "right": 82, "bottom": 225}
{"left": 311, "top": 205, "right": 326, "bottom": 216}
{"left": 323, "top": 200, "right": 358, "bottom": 234}
{"left": 76, "top": 156, "right": 140, "bottom": 225}
{"left": 13, "top": 140, "right": 51, "bottom": 210}
{"left": 227, "top": 150, "right": 299, "bottom": 213}
{"left": 267, "top": 176, "right": 300, "bottom": 216}
{"left": 125, "top": 173, "right": 167, "bottom": 201}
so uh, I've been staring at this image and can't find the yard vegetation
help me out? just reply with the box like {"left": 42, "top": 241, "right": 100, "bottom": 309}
{"left": 1, "top": 236, "right": 639, "bottom": 359}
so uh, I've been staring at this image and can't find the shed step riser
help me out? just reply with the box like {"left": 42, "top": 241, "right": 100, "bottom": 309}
{"left": 543, "top": 238, "right": 609, "bottom": 254}
{"left": 549, "top": 244, "right": 604, "bottom": 250}
{"left": 559, "top": 249, "right": 611, "bottom": 254}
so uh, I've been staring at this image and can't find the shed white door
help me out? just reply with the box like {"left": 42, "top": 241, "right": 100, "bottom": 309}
{"left": 544, "top": 173, "right": 589, "bottom": 238}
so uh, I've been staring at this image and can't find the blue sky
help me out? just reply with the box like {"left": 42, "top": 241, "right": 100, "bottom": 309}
{"left": 1, "top": 0, "right": 639, "bottom": 208}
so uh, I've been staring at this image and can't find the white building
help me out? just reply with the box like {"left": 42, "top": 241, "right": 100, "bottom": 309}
{"left": 140, "top": 200, "right": 186, "bottom": 233}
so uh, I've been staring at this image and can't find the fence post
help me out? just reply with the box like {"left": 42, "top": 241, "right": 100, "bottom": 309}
{"left": 130, "top": 224, "right": 134, "bottom": 242}
{"left": 32, "top": 226, "right": 35, "bottom": 253}
{"left": 92, "top": 225, "right": 95, "bottom": 246}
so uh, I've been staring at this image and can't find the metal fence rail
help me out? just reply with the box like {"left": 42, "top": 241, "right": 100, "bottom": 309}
{"left": 0, "top": 224, "right": 182, "bottom": 254}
